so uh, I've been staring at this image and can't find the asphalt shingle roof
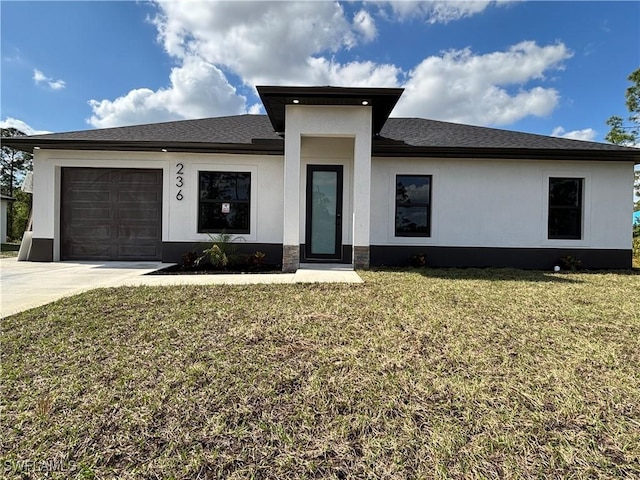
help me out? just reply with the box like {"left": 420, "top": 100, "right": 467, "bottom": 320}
{"left": 379, "top": 118, "right": 635, "bottom": 151}
{"left": 3, "top": 114, "right": 639, "bottom": 161}
{"left": 19, "top": 115, "right": 281, "bottom": 144}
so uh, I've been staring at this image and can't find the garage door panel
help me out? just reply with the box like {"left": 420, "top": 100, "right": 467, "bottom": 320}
{"left": 69, "top": 207, "right": 111, "bottom": 220}
{"left": 66, "top": 225, "right": 112, "bottom": 239}
{"left": 68, "top": 190, "right": 111, "bottom": 202}
{"left": 118, "top": 171, "right": 162, "bottom": 185}
{"left": 67, "top": 244, "right": 112, "bottom": 259}
{"left": 65, "top": 169, "right": 112, "bottom": 183}
{"left": 118, "top": 245, "right": 161, "bottom": 257}
{"left": 118, "top": 225, "right": 159, "bottom": 238}
{"left": 118, "top": 207, "right": 160, "bottom": 221}
{"left": 118, "top": 191, "right": 161, "bottom": 202}
{"left": 61, "top": 168, "right": 162, "bottom": 261}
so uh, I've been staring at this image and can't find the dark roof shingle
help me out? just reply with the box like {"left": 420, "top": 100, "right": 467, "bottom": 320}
{"left": 2, "top": 114, "right": 638, "bottom": 162}
{"left": 379, "top": 118, "right": 634, "bottom": 151}
{"left": 18, "top": 115, "right": 280, "bottom": 144}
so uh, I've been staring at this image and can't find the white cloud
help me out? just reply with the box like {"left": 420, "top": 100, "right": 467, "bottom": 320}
{"left": 33, "top": 69, "right": 66, "bottom": 90}
{"left": 150, "top": 1, "right": 394, "bottom": 87}
{"left": 247, "top": 103, "right": 263, "bottom": 115}
{"left": 378, "top": 0, "right": 512, "bottom": 24}
{"left": 305, "top": 58, "right": 400, "bottom": 87}
{"left": 89, "top": 1, "right": 396, "bottom": 126}
{"left": 33, "top": 69, "right": 47, "bottom": 83}
{"left": 89, "top": 1, "right": 570, "bottom": 129}
{"left": 152, "top": 1, "right": 357, "bottom": 82}
{"left": 48, "top": 80, "right": 66, "bottom": 91}
{"left": 395, "top": 41, "right": 572, "bottom": 125}
{"left": 0, "top": 117, "right": 51, "bottom": 135}
{"left": 353, "top": 9, "right": 377, "bottom": 42}
{"left": 88, "top": 58, "right": 246, "bottom": 128}
{"left": 551, "top": 126, "right": 597, "bottom": 141}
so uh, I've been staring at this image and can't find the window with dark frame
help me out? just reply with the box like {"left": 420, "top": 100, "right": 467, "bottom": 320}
{"left": 395, "top": 175, "right": 432, "bottom": 237}
{"left": 198, "top": 172, "right": 251, "bottom": 233}
{"left": 548, "top": 177, "right": 583, "bottom": 240}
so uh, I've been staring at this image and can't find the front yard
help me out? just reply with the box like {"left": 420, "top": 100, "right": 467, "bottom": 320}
{"left": 2, "top": 269, "right": 639, "bottom": 479}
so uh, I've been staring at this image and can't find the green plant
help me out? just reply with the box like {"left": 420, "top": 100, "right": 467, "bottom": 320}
{"left": 410, "top": 252, "right": 427, "bottom": 267}
{"left": 195, "top": 231, "right": 244, "bottom": 269}
{"left": 559, "top": 255, "right": 583, "bottom": 271}
{"left": 9, "top": 189, "right": 32, "bottom": 242}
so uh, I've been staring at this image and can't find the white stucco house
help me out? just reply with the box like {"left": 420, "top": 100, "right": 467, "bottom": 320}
{"left": 3, "top": 86, "right": 639, "bottom": 270}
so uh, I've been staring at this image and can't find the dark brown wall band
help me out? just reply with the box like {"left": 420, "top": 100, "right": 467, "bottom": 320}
{"left": 370, "top": 246, "right": 631, "bottom": 270}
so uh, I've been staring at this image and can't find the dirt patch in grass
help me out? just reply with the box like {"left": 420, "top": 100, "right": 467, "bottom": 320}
{"left": 2, "top": 269, "right": 639, "bottom": 479}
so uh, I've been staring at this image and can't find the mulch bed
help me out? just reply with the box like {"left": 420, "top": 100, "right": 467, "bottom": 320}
{"left": 147, "top": 264, "right": 282, "bottom": 275}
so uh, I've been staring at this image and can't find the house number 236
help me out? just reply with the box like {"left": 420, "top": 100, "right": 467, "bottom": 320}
{"left": 175, "top": 163, "right": 184, "bottom": 201}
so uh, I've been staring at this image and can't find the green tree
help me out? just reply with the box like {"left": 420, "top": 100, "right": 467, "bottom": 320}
{"left": 1, "top": 128, "right": 33, "bottom": 196}
{"left": 605, "top": 68, "right": 640, "bottom": 212}
{"left": 10, "top": 189, "right": 32, "bottom": 241}
{"left": 1, "top": 128, "right": 33, "bottom": 241}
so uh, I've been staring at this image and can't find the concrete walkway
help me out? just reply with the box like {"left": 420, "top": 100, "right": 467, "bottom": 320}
{"left": 0, "top": 259, "right": 362, "bottom": 317}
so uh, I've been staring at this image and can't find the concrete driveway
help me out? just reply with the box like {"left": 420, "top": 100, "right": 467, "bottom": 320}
{"left": 1, "top": 259, "right": 363, "bottom": 317}
{"left": 0, "top": 259, "right": 171, "bottom": 318}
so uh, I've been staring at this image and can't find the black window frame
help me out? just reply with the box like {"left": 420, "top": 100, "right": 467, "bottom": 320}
{"left": 395, "top": 174, "right": 432, "bottom": 237}
{"left": 198, "top": 171, "right": 251, "bottom": 234}
{"left": 548, "top": 177, "right": 583, "bottom": 240}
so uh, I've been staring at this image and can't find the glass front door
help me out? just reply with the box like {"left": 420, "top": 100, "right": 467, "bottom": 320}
{"left": 305, "top": 165, "right": 343, "bottom": 260}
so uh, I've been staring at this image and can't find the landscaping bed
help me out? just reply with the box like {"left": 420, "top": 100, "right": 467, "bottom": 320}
{"left": 148, "top": 263, "right": 282, "bottom": 275}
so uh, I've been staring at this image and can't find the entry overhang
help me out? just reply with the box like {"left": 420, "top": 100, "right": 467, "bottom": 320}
{"left": 257, "top": 85, "right": 404, "bottom": 136}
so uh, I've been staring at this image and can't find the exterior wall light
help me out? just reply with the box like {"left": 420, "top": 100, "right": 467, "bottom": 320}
{"left": 362, "top": 100, "right": 369, "bottom": 106}
{"left": 292, "top": 99, "right": 300, "bottom": 104}
{"left": 161, "top": 149, "right": 168, "bottom": 152}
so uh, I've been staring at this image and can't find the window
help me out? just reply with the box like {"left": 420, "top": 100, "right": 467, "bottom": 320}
{"left": 198, "top": 172, "right": 250, "bottom": 233}
{"left": 395, "top": 175, "right": 432, "bottom": 237}
{"left": 548, "top": 177, "right": 583, "bottom": 239}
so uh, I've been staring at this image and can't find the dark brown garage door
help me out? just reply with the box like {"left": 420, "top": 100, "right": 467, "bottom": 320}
{"left": 61, "top": 168, "right": 163, "bottom": 261}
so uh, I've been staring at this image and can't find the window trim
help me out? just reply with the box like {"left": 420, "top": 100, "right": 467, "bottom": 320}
{"left": 547, "top": 177, "right": 583, "bottom": 240}
{"left": 542, "top": 170, "right": 590, "bottom": 246}
{"left": 197, "top": 170, "right": 252, "bottom": 234}
{"left": 394, "top": 174, "right": 432, "bottom": 238}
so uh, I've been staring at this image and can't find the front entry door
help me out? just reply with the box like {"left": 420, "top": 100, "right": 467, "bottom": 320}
{"left": 305, "top": 165, "right": 343, "bottom": 261}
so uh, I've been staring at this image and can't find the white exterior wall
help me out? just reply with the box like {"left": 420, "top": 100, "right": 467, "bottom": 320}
{"left": 32, "top": 149, "right": 284, "bottom": 260}
{"left": 371, "top": 157, "right": 633, "bottom": 250}
{"left": 283, "top": 105, "right": 372, "bottom": 251}
{"left": 31, "top": 146, "right": 633, "bottom": 262}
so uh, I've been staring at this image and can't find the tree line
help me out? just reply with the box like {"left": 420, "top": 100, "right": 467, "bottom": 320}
{"left": 1, "top": 128, "right": 32, "bottom": 243}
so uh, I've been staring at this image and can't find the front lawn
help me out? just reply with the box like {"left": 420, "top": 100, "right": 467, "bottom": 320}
{"left": 2, "top": 269, "right": 639, "bottom": 479}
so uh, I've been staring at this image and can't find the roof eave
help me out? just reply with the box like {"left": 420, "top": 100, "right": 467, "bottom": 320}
{"left": 0, "top": 139, "right": 285, "bottom": 155}
{"left": 257, "top": 85, "right": 404, "bottom": 135}
{"left": 373, "top": 145, "right": 640, "bottom": 163}
{"left": 4, "top": 138, "right": 638, "bottom": 164}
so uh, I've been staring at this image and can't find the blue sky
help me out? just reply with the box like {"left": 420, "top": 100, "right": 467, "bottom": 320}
{"left": 1, "top": 1, "right": 639, "bottom": 146}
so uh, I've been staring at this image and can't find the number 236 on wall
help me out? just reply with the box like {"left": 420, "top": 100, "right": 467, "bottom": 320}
{"left": 175, "top": 163, "right": 184, "bottom": 201}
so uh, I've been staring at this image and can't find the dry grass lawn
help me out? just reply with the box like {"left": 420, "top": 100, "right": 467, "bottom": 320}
{"left": 2, "top": 269, "right": 639, "bottom": 479}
